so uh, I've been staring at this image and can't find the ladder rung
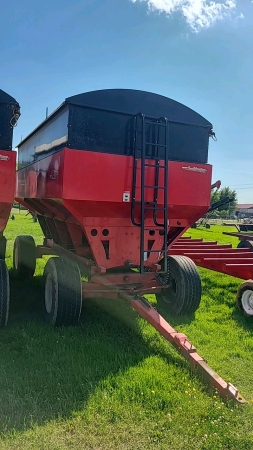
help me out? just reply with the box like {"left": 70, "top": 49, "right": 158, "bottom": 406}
{"left": 144, "top": 163, "right": 167, "bottom": 168}
{"left": 134, "top": 201, "right": 165, "bottom": 206}
{"left": 145, "top": 208, "right": 166, "bottom": 212}
{"left": 145, "top": 121, "right": 167, "bottom": 127}
{"left": 145, "top": 142, "right": 167, "bottom": 147}
{"left": 143, "top": 250, "right": 167, "bottom": 253}
{"left": 143, "top": 228, "right": 165, "bottom": 231}
{"left": 144, "top": 185, "right": 166, "bottom": 190}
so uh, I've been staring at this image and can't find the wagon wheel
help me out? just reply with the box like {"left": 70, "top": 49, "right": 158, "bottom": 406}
{"left": 0, "top": 259, "right": 10, "bottom": 328}
{"left": 236, "top": 280, "right": 253, "bottom": 316}
{"left": 43, "top": 257, "right": 82, "bottom": 327}
{"left": 156, "top": 255, "right": 202, "bottom": 315}
{"left": 13, "top": 235, "right": 36, "bottom": 279}
{"left": 237, "top": 240, "right": 253, "bottom": 251}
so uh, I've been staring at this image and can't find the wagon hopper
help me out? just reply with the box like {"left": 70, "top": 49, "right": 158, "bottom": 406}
{"left": 14, "top": 89, "right": 245, "bottom": 402}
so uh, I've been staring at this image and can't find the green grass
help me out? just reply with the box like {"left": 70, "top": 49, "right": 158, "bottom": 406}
{"left": 0, "top": 214, "right": 252, "bottom": 449}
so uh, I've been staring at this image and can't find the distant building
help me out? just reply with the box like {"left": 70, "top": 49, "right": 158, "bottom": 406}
{"left": 236, "top": 204, "right": 253, "bottom": 218}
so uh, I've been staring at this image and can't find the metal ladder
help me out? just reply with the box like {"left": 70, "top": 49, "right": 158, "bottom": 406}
{"left": 131, "top": 113, "right": 169, "bottom": 273}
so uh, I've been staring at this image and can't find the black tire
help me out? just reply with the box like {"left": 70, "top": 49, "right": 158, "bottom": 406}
{"left": 237, "top": 240, "right": 253, "bottom": 251}
{"left": 0, "top": 260, "right": 10, "bottom": 328}
{"left": 205, "top": 223, "right": 211, "bottom": 229}
{"left": 13, "top": 235, "right": 36, "bottom": 279}
{"left": 44, "top": 257, "right": 82, "bottom": 327}
{"left": 156, "top": 255, "right": 202, "bottom": 315}
{"left": 236, "top": 280, "right": 253, "bottom": 316}
{"left": 0, "top": 236, "right": 7, "bottom": 260}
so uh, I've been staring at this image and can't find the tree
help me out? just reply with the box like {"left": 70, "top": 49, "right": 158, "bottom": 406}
{"left": 211, "top": 186, "right": 238, "bottom": 214}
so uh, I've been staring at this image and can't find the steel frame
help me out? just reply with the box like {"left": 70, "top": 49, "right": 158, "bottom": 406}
{"left": 171, "top": 236, "right": 253, "bottom": 280}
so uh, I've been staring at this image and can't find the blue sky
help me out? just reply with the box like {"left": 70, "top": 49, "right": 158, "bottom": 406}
{"left": 1, "top": 0, "right": 252, "bottom": 202}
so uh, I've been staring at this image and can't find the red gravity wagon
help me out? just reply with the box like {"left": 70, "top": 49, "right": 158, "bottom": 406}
{"left": 14, "top": 89, "right": 245, "bottom": 402}
{"left": 0, "top": 89, "right": 20, "bottom": 327}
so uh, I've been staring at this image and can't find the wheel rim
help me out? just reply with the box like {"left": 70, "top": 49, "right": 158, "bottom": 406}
{"left": 161, "top": 278, "right": 177, "bottom": 304}
{"left": 14, "top": 245, "right": 19, "bottom": 270}
{"left": 45, "top": 274, "right": 53, "bottom": 314}
{"left": 241, "top": 290, "right": 253, "bottom": 316}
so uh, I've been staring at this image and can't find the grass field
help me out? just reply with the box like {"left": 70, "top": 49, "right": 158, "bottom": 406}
{"left": 0, "top": 211, "right": 252, "bottom": 449}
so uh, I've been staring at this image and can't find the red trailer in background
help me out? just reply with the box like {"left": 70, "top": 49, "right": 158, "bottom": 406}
{"left": 0, "top": 89, "right": 20, "bottom": 327}
{"left": 14, "top": 89, "right": 245, "bottom": 402}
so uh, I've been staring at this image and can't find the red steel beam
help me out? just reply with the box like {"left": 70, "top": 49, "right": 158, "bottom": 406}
{"left": 172, "top": 243, "right": 232, "bottom": 248}
{"left": 173, "top": 241, "right": 218, "bottom": 246}
{"left": 169, "top": 248, "right": 251, "bottom": 256}
{"left": 180, "top": 252, "right": 252, "bottom": 258}
{"left": 222, "top": 264, "right": 253, "bottom": 280}
{"left": 178, "top": 238, "right": 204, "bottom": 242}
{"left": 194, "top": 259, "right": 253, "bottom": 273}
{"left": 203, "top": 258, "right": 253, "bottom": 263}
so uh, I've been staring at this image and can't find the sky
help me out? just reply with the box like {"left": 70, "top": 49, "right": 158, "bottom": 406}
{"left": 1, "top": 0, "right": 253, "bottom": 203}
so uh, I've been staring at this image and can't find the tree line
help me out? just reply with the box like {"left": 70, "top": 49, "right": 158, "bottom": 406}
{"left": 211, "top": 186, "right": 238, "bottom": 218}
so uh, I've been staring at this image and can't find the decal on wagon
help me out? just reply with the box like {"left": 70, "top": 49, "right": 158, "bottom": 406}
{"left": 0, "top": 155, "right": 10, "bottom": 161}
{"left": 182, "top": 166, "right": 207, "bottom": 173}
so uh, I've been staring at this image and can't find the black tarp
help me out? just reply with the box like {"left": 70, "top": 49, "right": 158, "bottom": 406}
{"left": 18, "top": 89, "right": 213, "bottom": 167}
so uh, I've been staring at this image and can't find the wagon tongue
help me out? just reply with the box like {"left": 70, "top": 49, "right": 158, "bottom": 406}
{"left": 123, "top": 293, "right": 246, "bottom": 404}
{"left": 197, "top": 360, "right": 245, "bottom": 403}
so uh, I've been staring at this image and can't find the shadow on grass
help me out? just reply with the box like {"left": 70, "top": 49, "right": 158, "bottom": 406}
{"left": 8, "top": 269, "right": 44, "bottom": 319}
{"left": 231, "top": 308, "right": 253, "bottom": 334}
{"left": 0, "top": 273, "right": 200, "bottom": 434}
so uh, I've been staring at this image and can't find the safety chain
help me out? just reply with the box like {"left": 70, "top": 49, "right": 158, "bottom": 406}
{"left": 10, "top": 105, "right": 21, "bottom": 128}
{"left": 209, "top": 130, "right": 217, "bottom": 142}
{"left": 155, "top": 257, "right": 169, "bottom": 286}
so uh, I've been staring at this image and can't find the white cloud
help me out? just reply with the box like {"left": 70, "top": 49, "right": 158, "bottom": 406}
{"left": 130, "top": 0, "right": 237, "bottom": 32}
{"left": 235, "top": 12, "right": 244, "bottom": 20}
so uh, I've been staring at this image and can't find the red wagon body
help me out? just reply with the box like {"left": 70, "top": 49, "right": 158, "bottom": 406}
{"left": 17, "top": 149, "right": 212, "bottom": 269}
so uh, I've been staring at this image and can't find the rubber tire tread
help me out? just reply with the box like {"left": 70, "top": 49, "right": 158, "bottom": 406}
{"left": 156, "top": 255, "right": 201, "bottom": 315}
{"left": 0, "top": 260, "right": 9, "bottom": 328}
{"left": 44, "top": 257, "right": 82, "bottom": 327}
{"left": 13, "top": 235, "right": 36, "bottom": 279}
{"left": 236, "top": 280, "right": 253, "bottom": 316}
{"left": 237, "top": 240, "right": 253, "bottom": 251}
{"left": 0, "top": 236, "right": 7, "bottom": 260}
